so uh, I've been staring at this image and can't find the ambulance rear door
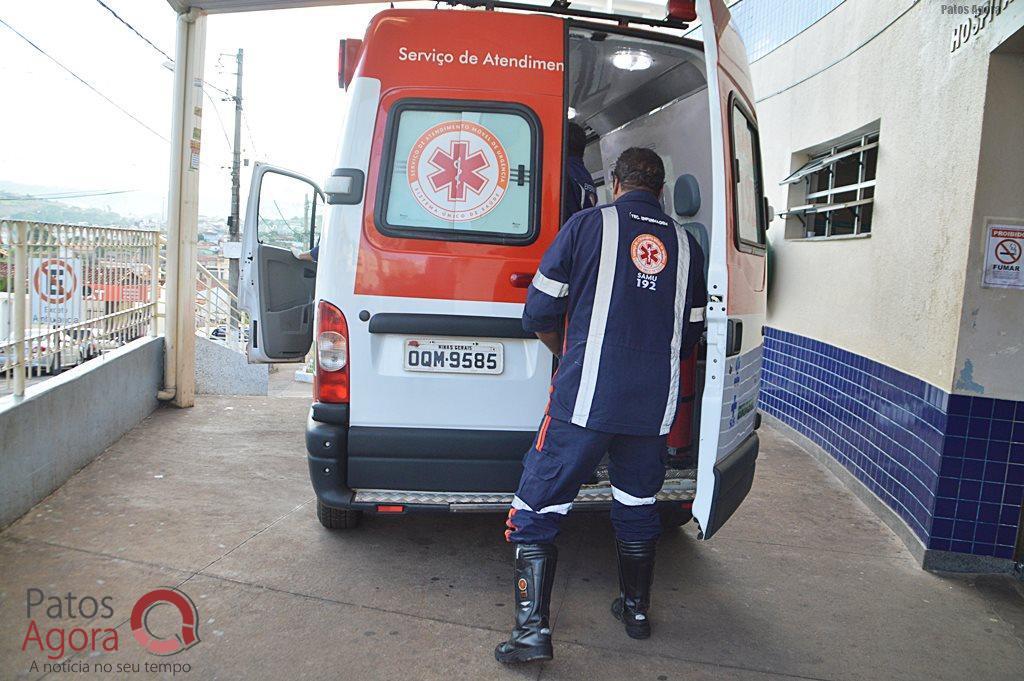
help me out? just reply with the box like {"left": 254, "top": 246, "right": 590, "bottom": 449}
{"left": 238, "top": 162, "right": 325, "bottom": 363}
{"left": 691, "top": 0, "right": 767, "bottom": 540}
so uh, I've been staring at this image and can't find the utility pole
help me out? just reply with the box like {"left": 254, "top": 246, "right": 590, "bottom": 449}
{"left": 302, "top": 195, "right": 310, "bottom": 247}
{"left": 228, "top": 48, "right": 243, "bottom": 296}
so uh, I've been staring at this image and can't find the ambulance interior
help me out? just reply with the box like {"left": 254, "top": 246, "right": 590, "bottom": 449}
{"left": 566, "top": 26, "right": 712, "bottom": 472}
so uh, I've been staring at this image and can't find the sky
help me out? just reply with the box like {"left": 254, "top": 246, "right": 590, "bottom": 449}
{"left": 0, "top": 0, "right": 397, "bottom": 219}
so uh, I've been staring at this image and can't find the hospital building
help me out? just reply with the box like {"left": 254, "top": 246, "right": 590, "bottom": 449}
{"left": 719, "top": 0, "right": 1024, "bottom": 570}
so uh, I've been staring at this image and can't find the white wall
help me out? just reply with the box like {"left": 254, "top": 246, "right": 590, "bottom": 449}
{"left": 752, "top": 0, "right": 1024, "bottom": 393}
{"left": 0, "top": 338, "right": 163, "bottom": 528}
{"left": 952, "top": 41, "right": 1024, "bottom": 400}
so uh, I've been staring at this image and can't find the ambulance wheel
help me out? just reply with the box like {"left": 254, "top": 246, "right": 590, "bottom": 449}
{"left": 659, "top": 504, "right": 693, "bottom": 529}
{"left": 317, "top": 500, "right": 361, "bottom": 529}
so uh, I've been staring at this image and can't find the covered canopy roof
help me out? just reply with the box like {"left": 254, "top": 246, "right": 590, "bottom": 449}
{"left": 165, "top": 0, "right": 382, "bottom": 13}
{"left": 165, "top": 0, "right": 667, "bottom": 16}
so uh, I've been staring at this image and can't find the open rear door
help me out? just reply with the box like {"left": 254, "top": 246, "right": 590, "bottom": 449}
{"left": 238, "top": 163, "right": 324, "bottom": 363}
{"left": 691, "top": 0, "right": 765, "bottom": 540}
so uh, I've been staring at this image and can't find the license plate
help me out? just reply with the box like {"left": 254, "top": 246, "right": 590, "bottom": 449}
{"left": 403, "top": 339, "right": 504, "bottom": 375}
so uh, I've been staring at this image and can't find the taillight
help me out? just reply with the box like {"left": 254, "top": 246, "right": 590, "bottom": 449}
{"left": 315, "top": 300, "right": 349, "bottom": 403}
{"left": 318, "top": 332, "right": 347, "bottom": 372}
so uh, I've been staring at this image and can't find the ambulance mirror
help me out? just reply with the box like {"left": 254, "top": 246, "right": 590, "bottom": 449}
{"left": 338, "top": 39, "right": 363, "bottom": 90}
{"left": 325, "top": 168, "right": 365, "bottom": 205}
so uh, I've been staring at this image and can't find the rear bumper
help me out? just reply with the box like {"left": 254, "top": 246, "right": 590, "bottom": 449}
{"left": 305, "top": 404, "right": 695, "bottom": 514}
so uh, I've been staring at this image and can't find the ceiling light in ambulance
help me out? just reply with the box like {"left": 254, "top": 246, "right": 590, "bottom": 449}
{"left": 567, "top": 107, "right": 578, "bottom": 120}
{"left": 611, "top": 49, "right": 653, "bottom": 71}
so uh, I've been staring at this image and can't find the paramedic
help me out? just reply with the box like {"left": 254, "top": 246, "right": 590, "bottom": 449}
{"left": 563, "top": 122, "right": 598, "bottom": 218}
{"left": 496, "top": 148, "right": 707, "bottom": 664}
{"left": 295, "top": 244, "right": 319, "bottom": 262}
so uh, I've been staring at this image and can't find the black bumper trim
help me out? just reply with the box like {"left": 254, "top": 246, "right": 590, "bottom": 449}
{"left": 701, "top": 431, "right": 758, "bottom": 540}
{"left": 346, "top": 426, "right": 535, "bottom": 492}
{"left": 311, "top": 402, "right": 349, "bottom": 425}
{"left": 367, "top": 313, "right": 534, "bottom": 339}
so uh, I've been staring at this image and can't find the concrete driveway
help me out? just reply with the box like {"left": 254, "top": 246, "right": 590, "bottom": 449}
{"left": 1, "top": 392, "right": 1022, "bottom": 680}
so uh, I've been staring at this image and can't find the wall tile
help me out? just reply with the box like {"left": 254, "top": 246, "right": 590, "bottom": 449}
{"left": 761, "top": 327, "right": 1022, "bottom": 561}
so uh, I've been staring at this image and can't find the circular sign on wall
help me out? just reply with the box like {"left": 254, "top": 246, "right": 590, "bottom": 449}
{"left": 32, "top": 258, "right": 78, "bottom": 304}
{"left": 995, "top": 238, "right": 1021, "bottom": 265}
{"left": 407, "top": 120, "right": 509, "bottom": 222}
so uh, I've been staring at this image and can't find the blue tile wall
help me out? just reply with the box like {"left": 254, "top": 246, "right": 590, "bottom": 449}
{"left": 759, "top": 327, "right": 1023, "bottom": 561}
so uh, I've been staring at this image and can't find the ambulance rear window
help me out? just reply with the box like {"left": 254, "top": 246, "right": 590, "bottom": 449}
{"left": 377, "top": 100, "right": 539, "bottom": 244}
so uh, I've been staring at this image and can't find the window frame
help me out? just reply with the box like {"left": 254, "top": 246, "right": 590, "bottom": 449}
{"left": 779, "top": 130, "right": 879, "bottom": 239}
{"left": 255, "top": 168, "right": 324, "bottom": 250}
{"left": 727, "top": 95, "right": 768, "bottom": 255}
{"left": 374, "top": 98, "right": 543, "bottom": 246}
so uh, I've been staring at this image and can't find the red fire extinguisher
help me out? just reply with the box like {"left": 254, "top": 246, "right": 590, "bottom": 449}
{"left": 667, "top": 350, "right": 698, "bottom": 452}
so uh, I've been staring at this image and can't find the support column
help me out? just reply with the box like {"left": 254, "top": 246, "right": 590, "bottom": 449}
{"left": 161, "top": 9, "right": 207, "bottom": 408}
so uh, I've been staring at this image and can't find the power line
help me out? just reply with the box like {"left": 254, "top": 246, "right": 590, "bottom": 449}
{"left": 91, "top": 0, "right": 234, "bottom": 99}
{"left": 0, "top": 189, "right": 136, "bottom": 201}
{"left": 242, "top": 113, "right": 261, "bottom": 158}
{"left": 204, "top": 90, "right": 234, "bottom": 150}
{"left": 87, "top": 1, "right": 264, "bottom": 167}
{"left": 93, "top": 0, "right": 172, "bottom": 62}
{"left": 0, "top": 17, "right": 168, "bottom": 142}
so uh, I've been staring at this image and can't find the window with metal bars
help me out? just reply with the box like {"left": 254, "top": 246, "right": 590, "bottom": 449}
{"left": 779, "top": 130, "right": 879, "bottom": 239}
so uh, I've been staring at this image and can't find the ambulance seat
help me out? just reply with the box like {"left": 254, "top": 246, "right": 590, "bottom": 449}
{"left": 673, "top": 174, "right": 709, "bottom": 274}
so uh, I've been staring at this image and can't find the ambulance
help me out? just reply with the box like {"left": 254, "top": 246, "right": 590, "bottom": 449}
{"left": 238, "top": 0, "right": 767, "bottom": 539}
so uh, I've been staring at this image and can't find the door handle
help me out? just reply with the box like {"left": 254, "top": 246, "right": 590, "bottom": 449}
{"left": 726, "top": 319, "right": 743, "bottom": 357}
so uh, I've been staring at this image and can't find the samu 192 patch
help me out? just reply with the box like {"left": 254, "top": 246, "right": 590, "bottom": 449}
{"left": 630, "top": 234, "right": 668, "bottom": 275}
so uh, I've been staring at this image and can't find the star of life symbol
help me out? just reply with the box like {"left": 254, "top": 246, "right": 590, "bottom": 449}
{"left": 428, "top": 140, "right": 490, "bottom": 201}
{"left": 407, "top": 120, "right": 509, "bottom": 222}
{"left": 630, "top": 233, "right": 668, "bottom": 275}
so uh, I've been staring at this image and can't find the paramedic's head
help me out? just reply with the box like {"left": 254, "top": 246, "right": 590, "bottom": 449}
{"left": 567, "top": 122, "right": 587, "bottom": 159}
{"left": 611, "top": 147, "right": 665, "bottom": 199}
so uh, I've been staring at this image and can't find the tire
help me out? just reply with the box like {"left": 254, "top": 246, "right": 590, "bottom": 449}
{"left": 316, "top": 500, "right": 361, "bottom": 530}
{"left": 658, "top": 503, "right": 693, "bottom": 529}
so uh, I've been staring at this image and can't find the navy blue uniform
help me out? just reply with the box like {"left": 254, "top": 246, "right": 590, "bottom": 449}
{"left": 506, "top": 189, "right": 707, "bottom": 544}
{"left": 563, "top": 157, "right": 598, "bottom": 218}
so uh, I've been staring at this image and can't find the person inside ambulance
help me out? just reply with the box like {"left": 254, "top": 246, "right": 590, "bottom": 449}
{"left": 562, "top": 121, "right": 598, "bottom": 219}
{"left": 495, "top": 148, "right": 707, "bottom": 664}
{"left": 294, "top": 244, "right": 319, "bottom": 262}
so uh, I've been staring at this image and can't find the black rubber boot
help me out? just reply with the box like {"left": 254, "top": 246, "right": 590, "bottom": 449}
{"left": 611, "top": 538, "right": 657, "bottom": 639}
{"left": 495, "top": 543, "right": 557, "bottom": 664}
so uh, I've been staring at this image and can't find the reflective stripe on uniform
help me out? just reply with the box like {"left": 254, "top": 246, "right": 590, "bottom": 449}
{"left": 535, "top": 414, "right": 552, "bottom": 451}
{"left": 511, "top": 495, "right": 572, "bottom": 515}
{"left": 531, "top": 271, "right": 569, "bottom": 298}
{"left": 512, "top": 495, "right": 532, "bottom": 511}
{"left": 659, "top": 227, "right": 692, "bottom": 434}
{"left": 572, "top": 206, "right": 619, "bottom": 427}
{"left": 610, "top": 485, "right": 657, "bottom": 506}
{"left": 689, "top": 306, "right": 705, "bottom": 322}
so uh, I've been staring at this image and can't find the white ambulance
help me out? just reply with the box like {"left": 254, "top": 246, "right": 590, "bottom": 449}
{"left": 239, "top": 0, "right": 767, "bottom": 537}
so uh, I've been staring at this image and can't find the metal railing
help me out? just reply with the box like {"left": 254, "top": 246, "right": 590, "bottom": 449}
{"left": 194, "top": 260, "right": 248, "bottom": 352}
{"left": 0, "top": 221, "right": 159, "bottom": 397}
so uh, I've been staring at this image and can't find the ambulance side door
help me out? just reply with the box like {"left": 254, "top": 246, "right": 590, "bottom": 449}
{"left": 238, "top": 163, "right": 324, "bottom": 363}
{"left": 692, "top": 0, "right": 764, "bottom": 540}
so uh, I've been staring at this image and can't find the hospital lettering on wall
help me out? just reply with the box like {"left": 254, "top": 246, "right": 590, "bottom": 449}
{"left": 948, "top": 0, "right": 1017, "bottom": 53}
{"left": 397, "top": 47, "right": 564, "bottom": 72}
